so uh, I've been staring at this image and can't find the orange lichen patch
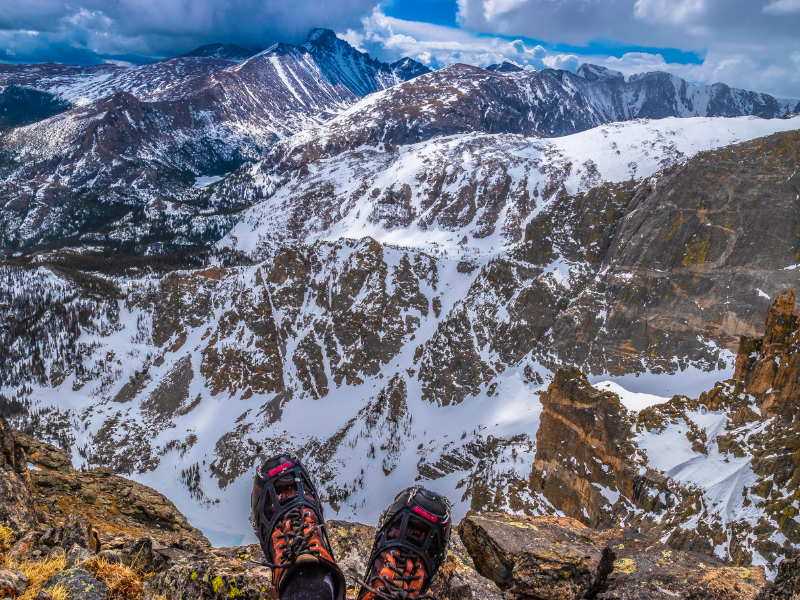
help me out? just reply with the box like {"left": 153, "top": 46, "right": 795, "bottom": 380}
{"left": 84, "top": 557, "right": 144, "bottom": 600}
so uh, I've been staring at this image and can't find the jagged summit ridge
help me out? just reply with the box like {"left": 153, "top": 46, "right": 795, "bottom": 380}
{"left": 486, "top": 60, "right": 524, "bottom": 72}
{"left": 576, "top": 63, "right": 624, "bottom": 82}
{"left": 301, "top": 28, "right": 431, "bottom": 96}
{"left": 252, "top": 61, "right": 800, "bottom": 178}
{"left": 180, "top": 43, "right": 254, "bottom": 60}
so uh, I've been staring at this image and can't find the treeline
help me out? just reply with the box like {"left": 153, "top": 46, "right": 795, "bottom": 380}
{"left": 0, "top": 266, "right": 117, "bottom": 388}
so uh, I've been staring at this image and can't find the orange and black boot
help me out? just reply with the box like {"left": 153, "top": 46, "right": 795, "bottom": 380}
{"left": 358, "top": 487, "right": 452, "bottom": 600}
{"left": 250, "top": 454, "right": 346, "bottom": 600}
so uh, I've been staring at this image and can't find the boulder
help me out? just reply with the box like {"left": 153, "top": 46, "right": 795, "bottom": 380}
{"left": 145, "top": 555, "right": 275, "bottom": 600}
{"left": 459, "top": 513, "right": 613, "bottom": 599}
{"left": 8, "top": 532, "right": 37, "bottom": 558}
{"left": 0, "top": 567, "right": 29, "bottom": 598}
{"left": 60, "top": 514, "right": 100, "bottom": 553}
{"left": 123, "top": 535, "right": 168, "bottom": 574}
{"left": 38, "top": 528, "right": 60, "bottom": 547}
{"left": 65, "top": 543, "right": 93, "bottom": 568}
{"left": 43, "top": 567, "right": 107, "bottom": 600}
{"left": 326, "top": 520, "right": 373, "bottom": 595}
{"left": 428, "top": 532, "right": 503, "bottom": 600}
{"left": 459, "top": 513, "right": 766, "bottom": 600}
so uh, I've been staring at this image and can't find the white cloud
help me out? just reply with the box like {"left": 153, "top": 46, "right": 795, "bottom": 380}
{"left": 347, "top": 5, "right": 800, "bottom": 99}
{"left": 633, "top": 0, "right": 706, "bottom": 24}
{"left": 448, "top": 0, "right": 800, "bottom": 97}
{"left": 483, "top": 0, "right": 530, "bottom": 21}
{"left": 353, "top": 8, "right": 579, "bottom": 72}
{"left": 763, "top": 0, "right": 800, "bottom": 13}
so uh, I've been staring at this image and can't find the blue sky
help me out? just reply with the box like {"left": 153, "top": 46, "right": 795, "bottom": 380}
{"left": 1, "top": 0, "right": 799, "bottom": 97}
{"left": 384, "top": 0, "right": 706, "bottom": 64}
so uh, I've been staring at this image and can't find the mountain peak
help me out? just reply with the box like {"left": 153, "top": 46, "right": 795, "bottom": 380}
{"left": 576, "top": 63, "right": 624, "bottom": 83}
{"left": 307, "top": 28, "right": 338, "bottom": 44}
{"left": 390, "top": 57, "right": 432, "bottom": 80}
{"left": 487, "top": 60, "right": 524, "bottom": 73}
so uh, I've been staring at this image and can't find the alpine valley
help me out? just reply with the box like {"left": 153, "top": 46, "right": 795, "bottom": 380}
{"left": 1, "top": 26, "right": 800, "bottom": 591}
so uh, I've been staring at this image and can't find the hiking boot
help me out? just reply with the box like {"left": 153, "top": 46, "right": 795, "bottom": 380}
{"left": 251, "top": 454, "right": 346, "bottom": 599}
{"left": 358, "top": 486, "right": 452, "bottom": 600}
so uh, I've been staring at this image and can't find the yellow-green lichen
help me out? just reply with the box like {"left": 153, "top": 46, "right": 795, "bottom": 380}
{"left": 229, "top": 582, "right": 244, "bottom": 598}
{"left": 614, "top": 558, "right": 637, "bottom": 574}
{"left": 212, "top": 576, "right": 225, "bottom": 593}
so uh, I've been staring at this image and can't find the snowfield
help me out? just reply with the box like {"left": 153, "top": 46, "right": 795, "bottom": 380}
{"left": 222, "top": 115, "right": 800, "bottom": 259}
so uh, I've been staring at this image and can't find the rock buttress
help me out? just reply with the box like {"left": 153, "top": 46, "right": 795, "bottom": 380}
{"left": 530, "top": 367, "right": 637, "bottom": 527}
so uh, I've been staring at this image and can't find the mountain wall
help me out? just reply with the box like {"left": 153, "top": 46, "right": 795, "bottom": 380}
{"left": 2, "top": 123, "right": 800, "bottom": 568}
{"left": 259, "top": 62, "right": 800, "bottom": 173}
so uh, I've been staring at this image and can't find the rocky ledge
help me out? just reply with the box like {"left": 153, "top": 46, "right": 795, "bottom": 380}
{"left": 2, "top": 415, "right": 799, "bottom": 600}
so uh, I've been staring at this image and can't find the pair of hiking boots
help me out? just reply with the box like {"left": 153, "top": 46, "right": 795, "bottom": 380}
{"left": 251, "top": 454, "right": 452, "bottom": 600}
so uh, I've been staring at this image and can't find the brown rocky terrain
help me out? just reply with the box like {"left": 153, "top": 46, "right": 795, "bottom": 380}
{"left": 2, "top": 415, "right": 798, "bottom": 600}
{"left": 526, "top": 291, "right": 800, "bottom": 572}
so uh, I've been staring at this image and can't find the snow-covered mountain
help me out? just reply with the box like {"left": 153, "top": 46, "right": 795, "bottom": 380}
{"left": 258, "top": 62, "right": 800, "bottom": 174}
{"left": 0, "top": 31, "right": 430, "bottom": 250}
{"left": 2, "top": 119, "right": 799, "bottom": 572}
{"left": 0, "top": 45, "right": 253, "bottom": 106}
{"left": 218, "top": 116, "right": 800, "bottom": 258}
{"left": 2, "top": 24, "right": 800, "bottom": 579}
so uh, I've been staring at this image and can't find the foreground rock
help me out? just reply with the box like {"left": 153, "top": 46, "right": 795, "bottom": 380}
{"left": 2, "top": 416, "right": 798, "bottom": 599}
{"left": 459, "top": 513, "right": 767, "bottom": 600}
{"left": 44, "top": 567, "right": 108, "bottom": 600}
{"left": 0, "top": 418, "right": 35, "bottom": 533}
{"left": 11, "top": 429, "right": 210, "bottom": 553}
{"left": 759, "top": 557, "right": 800, "bottom": 600}
{"left": 0, "top": 566, "right": 29, "bottom": 597}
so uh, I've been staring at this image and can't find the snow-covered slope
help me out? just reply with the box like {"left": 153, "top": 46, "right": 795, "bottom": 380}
{"left": 3, "top": 120, "right": 800, "bottom": 572}
{"left": 256, "top": 63, "right": 800, "bottom": 174}
{"left": 0, "top": 46, "right": 253, "bottom": 106}
{"left": 220, "top": 115, "right": 800, "bottom": 259}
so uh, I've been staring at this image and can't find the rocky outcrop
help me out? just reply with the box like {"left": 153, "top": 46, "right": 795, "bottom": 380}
{"left": 529, "top": 368, "right": 637, "bottom": 528}
{"left": 759, "top": 557, "right": 800, "bottom": 599}
{"left": 734, "top": 289, "right": 800, "bottom": 421}
{"left": 0, "top": 417, "right": 35, "bottom": 533}
{"left": 2, "top": 419, "right": 799, "bottom": 599}
{"left": 520, "top": 291, "right": 800, "bottom": 570}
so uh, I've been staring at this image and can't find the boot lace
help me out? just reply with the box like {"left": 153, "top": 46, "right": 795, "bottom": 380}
{"left": 265, "top": 507, "right": 323, "bottom": 568}
{"left": 359, "top": 548, "right": 438, "bottom": 600}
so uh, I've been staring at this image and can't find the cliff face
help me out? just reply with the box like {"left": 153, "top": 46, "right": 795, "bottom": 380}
{"left": 0, "top": 418, "right": 35, "bottom": 533}
{"left": 734, "top": 289, "right": 800, "bottom": 422}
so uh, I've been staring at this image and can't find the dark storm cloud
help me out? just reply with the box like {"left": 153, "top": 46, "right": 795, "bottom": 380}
{"left": 0, "top": 0, "right": 381, "bottom": 64}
